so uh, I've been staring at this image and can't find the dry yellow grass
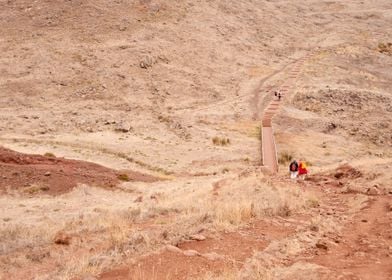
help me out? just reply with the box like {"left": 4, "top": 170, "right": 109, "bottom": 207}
{"left": 212, "top": 136, "right": 231, "bottom": 146}
{"left": 193, "top": 268, "right": 238, "bottom": 280}
{"left": 0, "top": 171, "right": 313, "bottom": 279}
{"left": 141, "top": 171, "right": 309, "bottom": 231}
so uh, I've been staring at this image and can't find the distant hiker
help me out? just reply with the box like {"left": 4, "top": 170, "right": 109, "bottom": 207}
{"left": 289, "top": 160, "right": 299, "bottom": 179}
{"left": 274, "top": 91, "right": 278, "bottom": 98}
{"left": 278, "top": 92, "right": 282, "bottom": 101}
{"left": 298, "top": 160, "right": 308, "bottom": 180}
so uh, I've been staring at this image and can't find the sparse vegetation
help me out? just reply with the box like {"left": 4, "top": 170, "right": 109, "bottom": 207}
{"left": 278, "top": 151, "right": 293, "bottom": 165}
{"left": 306, "top": 198, "right": 320, "bottom": 208}
{"left": 276, "top": 202, "right": 291, "bottom": 217}
{"left": 211, "top": 201, "right": 255, "bottom": 226}
{"left": 117, "top": 173, "right": 130, "bottom": 182}
{"left": 194, "top": 268, "right": 238, "bottom": 280}
{"left": 212, "top": 137, "right": 231, "bottom": 146}
{"left": 23, "top": 184, "right": 50, "bottom": 194}
{"left": 44, "top": 152, "right": 56, "bottom": 157}
{"left": 247, "top": 125, "right": 261, "bottom": 139}
{"left": 158, "top": 115, "right": 171, "bottom": 123}
{"left": 378, "top": 42, "right": 392, "bottom": 55}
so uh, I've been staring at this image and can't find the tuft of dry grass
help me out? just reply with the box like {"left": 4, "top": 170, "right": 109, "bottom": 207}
{"left": 278, "top": 151, "right": 293, "bottom": 165}
{"left": 0, "top": 223, "right": 61, "bottom": 255}
{"left": 247, "top": 125, "right": 261, "bottom": 139}
{"left": 211, "top": 200, "right": 255, "bottom": 227}
{"left": 23, "top": 184, "right": 50, "bottom": 194}
{"left": 378, "top": 42, "right": 392, "bottom": 55}
{"left": 157, "top": 115, "right": 171, "bottom": 123}
{"left": 306, "top": 197, "right": 320, "bottom": 208}
{"left": 193, "top": 268, "right": 238, "bottom": 280}
{"left": 212, "top": 137, "right": 231, "bottom": 146}
{"left": 117, "top": 173, "right": 130, "bottom": 182}
{"left": 276, "top": 202, "right": 291, "bottom": 217}
{"left": 44, "top": 152, "right": 56, "bottom": 157}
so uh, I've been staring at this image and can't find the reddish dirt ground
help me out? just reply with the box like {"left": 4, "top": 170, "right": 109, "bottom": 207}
{"left": 0, "top": 146, "right": 158, "bottom": 195}
{"left": 97, "top": 165, "right": 392, "bottom": 280}
{"left": 311, "top": 196, "right": 392, "bottom": 280}
{"left": 98, "top": 220, "right": 296, "bottom": 280}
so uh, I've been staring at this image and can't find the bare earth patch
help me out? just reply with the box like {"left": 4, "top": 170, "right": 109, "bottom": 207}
{"left": 0, "top": 146, "right": 158, "bottom": 195}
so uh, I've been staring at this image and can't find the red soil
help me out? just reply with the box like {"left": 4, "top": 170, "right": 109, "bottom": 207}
{"left": 311, "top": 196, "right": 392, "bottom": 280}
{"left": 98, "top": 220, "right": 296, "bottom": 280}
{"left": 0, "top": 146, "right": 157, "bottom": 195}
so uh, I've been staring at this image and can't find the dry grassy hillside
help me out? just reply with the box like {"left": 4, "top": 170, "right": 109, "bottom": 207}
{"left": 1, "top": 0, "right": 392, "bottom": 279}
{"left": 0, "top": 0, "right": 349, "bottom": 173}
{"left": 1, "top": 0, "right": 391, "bottom": 174}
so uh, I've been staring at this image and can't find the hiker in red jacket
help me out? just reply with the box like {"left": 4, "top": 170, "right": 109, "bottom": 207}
{"left": 298, "top": 160, "right": 308, "bottom": 180}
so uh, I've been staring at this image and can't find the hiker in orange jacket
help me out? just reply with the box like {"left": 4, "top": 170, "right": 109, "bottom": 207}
{"left": 298, "top": 160, "right": 308, "bottom": 180}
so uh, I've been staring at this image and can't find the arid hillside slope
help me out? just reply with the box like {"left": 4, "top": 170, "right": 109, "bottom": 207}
{"left": 0, "top": 0, "right": 392, "bottom": 280}
{"left": 2, "top": 0, "right": 390, "bottom": 175}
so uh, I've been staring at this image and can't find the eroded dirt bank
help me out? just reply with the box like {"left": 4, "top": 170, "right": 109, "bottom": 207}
{"left": 0, "top": 146, "right": 157, "bottom": 195}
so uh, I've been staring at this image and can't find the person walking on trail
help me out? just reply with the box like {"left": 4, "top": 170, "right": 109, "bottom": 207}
{"left": 298, "top": 160, "right": 308, "bottom": 180}
{"left": 278, "top": 92, "right": 282, "bottom": 101}
{"left": 289, "top": 160, "right": 299, "bottom": 179}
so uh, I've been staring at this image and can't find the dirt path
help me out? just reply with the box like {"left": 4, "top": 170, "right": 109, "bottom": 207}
{"left": 175, "top": 57, "right": 301, "bottom": 115}
{"left": 310, "top": 195, "right": 392, "bottom": 279}
{"left": 98, "top": 220, "right": 297, "bottom": 280}
{"left": 250, "top": 59, "right": 300, "bottom": 120}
